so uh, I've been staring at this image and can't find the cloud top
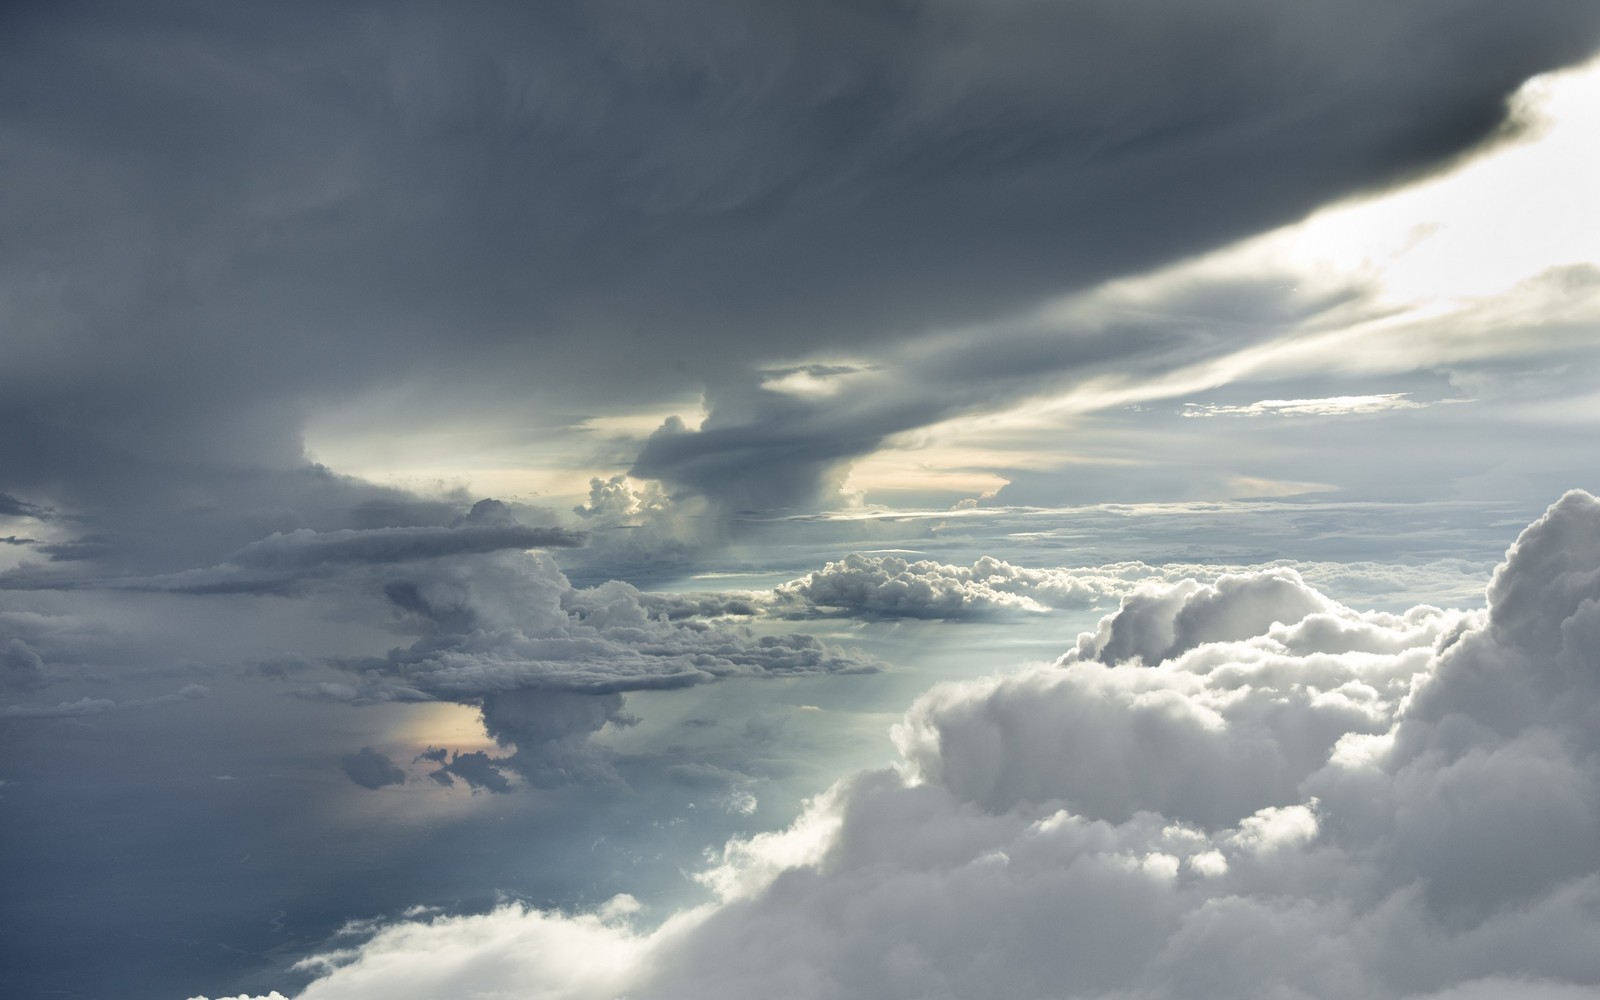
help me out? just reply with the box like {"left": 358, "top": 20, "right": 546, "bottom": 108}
{"left": 191, "top": 490, "right": 1600, "bottom": 999}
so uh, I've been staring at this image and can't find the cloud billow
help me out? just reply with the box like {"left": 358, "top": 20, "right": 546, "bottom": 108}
{"left": 201, "top": 492, "right": 1600, "bottom": 1000}
{"left": 322, "top": 550, "right": 879, "bottom": 786}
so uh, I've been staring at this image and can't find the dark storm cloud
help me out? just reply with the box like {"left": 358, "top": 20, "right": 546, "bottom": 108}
{"left": 224, "top": 523, "right": 586, "bottom": 572}
{"left": 4, "top": 0, "right": 1599, "bottom": 565}
{"left": 1, "top": 518, "right": 585, "bottom": 596}
{"left": 426, "top": 750, "right": 515, "bottom": 794}
{"left": 339, "top": 746, "right": 407, "bottom": 790}
{"left": 629, "top": 278, "right": 1318, "bottom": 512}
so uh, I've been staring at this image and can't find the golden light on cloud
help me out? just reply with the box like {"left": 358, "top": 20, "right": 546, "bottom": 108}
{"left": 1276, "top": 58, "right": 1600, "bottom": 306}
{"left": 829, "top": 57, "right": 1600, "bottom": 508}
{"left": 385, "top": 701, "right": 500, "bottom": 757}
{"left": 303, "top": 391, "right": 707, "bottom": 504}
{"left": 953, "top": 54, "right": 1600, "bottom": 430}
{"left": 842, "top": 454, "right": 1011, "bottom": 499}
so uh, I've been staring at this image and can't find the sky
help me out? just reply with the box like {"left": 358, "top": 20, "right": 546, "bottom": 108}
{"left": 2, "top": 3, "right": 1600, "bottom": 998}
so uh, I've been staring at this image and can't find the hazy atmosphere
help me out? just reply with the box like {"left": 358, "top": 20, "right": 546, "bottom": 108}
{"left": 3, "top": 3, "right": 1600, "bottom": 998}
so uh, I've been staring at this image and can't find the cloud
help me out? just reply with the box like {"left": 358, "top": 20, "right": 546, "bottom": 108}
{"left": 197, "top": 492, "right": 1600, "bottom": 999}
{"left": 226, "top": 524, "right": 586, "bottom": 573}
{"left": 16, "top": 518, "right": 588, "bottom": 595}
{"left": 1182, "top": 393, "right": 1432, "bottom": 418}
{"left": 424, "top": 750, "right": 515, "bottom": 795}
{"left": 0, "top": 638, "right": 46, "bottom": 693}
{"left": 8, "top": 1, "right": 1598, "bottom": 558}
{"left": 1065, "top": 566, "right": 1342, "bottom": 666}
{"left": 655, "top": 552, "right": 1488, "bottom": 623}
{"left": 339, "top": 747, "right": 406, "bottom": 791}
{"left": 766, "top": 553, "right": 1144, "bottom": 619}
{"left": 361, "top": 552, "right": 877, "bottom": 698}
{"left": 0, "top": 492, "right": 51, "bottom": 519}
{"left": 325, "top": 550, "right": 878, "bottom": 785}
{"left": 0, "top": 683, "right": 206, "bottom": 720}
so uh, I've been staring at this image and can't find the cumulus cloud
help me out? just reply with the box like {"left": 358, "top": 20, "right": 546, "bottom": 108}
{"left": 15, "top": 516, "right": 589, "bottom": 596}
{"left": 1065, "top": 566, "right": 1343, "bottom": 666}
{"left": 196, "top": 491, "right": 1600, "bottom": 1000}
{"left": 658, "top": 552, "right": 1488, "bottom": 623}
{"left": 423, "top": 750, "right": 516, "bottom": 795}
{"left": 770, "top": 553, "right": 1108, "bottom": 618}
{"left": 329, "top": 550, "right": 877, "bottom": 785}
{"left": 339, "top": 747, "right": 407, "bottom": 791}
{"left": 362, "top": 552, "right": 876, "bottom": 698}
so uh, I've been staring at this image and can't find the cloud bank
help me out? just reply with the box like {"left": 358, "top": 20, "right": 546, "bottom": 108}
{"left": 7, "top": 0, "right": 1599, "bottom": 556}
{"left": 325, "top": 550, "right": 878, "bottom": 786}
{"left": 659, "top": 552, "right": 1489, "bottom": 623}
{"left": 190, "top": 490, "right": 1600, "bottom": 999}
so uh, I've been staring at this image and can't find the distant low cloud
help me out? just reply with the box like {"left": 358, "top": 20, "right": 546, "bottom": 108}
{"left": 197, "top": 491, "right": 1600, "bottom": 1000}
{"left": 34, "top": 518, "right": 589, "bottom": 595}
{"left": 1182, "top": 393, "right": 1431, "bottom": 417}
{"left": 654, "top": 553, "right": 1489, "bottom": 623}
{"left": 0, "top": 683, "right": 206, "bottom": 721}
{"left": 227, "top": 524, "right": 586, "bottom": 572}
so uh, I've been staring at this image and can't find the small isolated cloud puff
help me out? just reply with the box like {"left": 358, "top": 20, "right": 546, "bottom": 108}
{"left": 194, "top": 490, "right": 1600, "bottom": 999}
{"left": 339, "top": 747, "right": 407, "bottom": 791}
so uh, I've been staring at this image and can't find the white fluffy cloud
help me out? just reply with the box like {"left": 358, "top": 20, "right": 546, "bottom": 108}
{"left": 767, "top": 552, "right": 1137, "bottom": 618}
{"left": 190, "top": 491, "right": 1600, "bottom": 1000}
{"left": 702, "top": 551, "right": 1487, "bottom": 622}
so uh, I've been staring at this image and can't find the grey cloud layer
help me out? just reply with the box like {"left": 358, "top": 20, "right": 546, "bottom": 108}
{"left": 202, "top": 492, "right": 1600, "bottom": 999}
{"left": 6, "top": 1, "right": 1600, "bottom": 558}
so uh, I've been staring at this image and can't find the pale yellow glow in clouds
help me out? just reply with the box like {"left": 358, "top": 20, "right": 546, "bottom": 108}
{"left": 880, "top": 55, "right": 1600, "bottom": 487}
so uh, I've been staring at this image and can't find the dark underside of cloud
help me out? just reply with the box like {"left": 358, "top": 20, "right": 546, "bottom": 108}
{"left": 198, "top": 490, "right": 1600, "bottom": 1000}
{"left": 312, "top": 549, "right": 879, "bottom": 786}
{"left": 4, "top": 0, "right": 1600, "bottom": 555}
